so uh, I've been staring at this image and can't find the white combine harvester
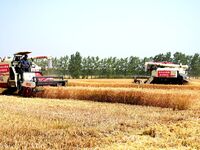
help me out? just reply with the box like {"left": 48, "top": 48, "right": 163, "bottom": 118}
{"left": 0, "top": 51, "right": 67, "bottom": 97}
{"left": 134, "top": 62, "right": 189, "bottom": 84}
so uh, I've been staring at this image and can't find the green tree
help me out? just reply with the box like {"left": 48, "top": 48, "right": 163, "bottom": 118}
{"left": 173, "top": 52, "right": 191, "bottom": 65}
{"left": 153, "top": 52, "right": 172, "bottom": 62}
{"left": 93, "top": 56, "right": 100, "bottom": 78}
{"left": 56, "top": 55, "right": 69, "bottom": 75}
{"left": 68, "top": 52, "right": 82, "bottom": 78}
{"left": 38, "top": 51, "right": 199, "bottom": 78}
{"left": 138, "top": 57, "right": 152, "bottom": 75}
{"left": 120, "top": 58, "right": 129, "bottom": 77}
{"left": 128, "top": 56, "right": 140, "bottom": 76}
{"left": 190, "top": 53, "right": 200, "bottom": 77}
{"left": 81, "top": 57, "right": 88, "bottom": 78}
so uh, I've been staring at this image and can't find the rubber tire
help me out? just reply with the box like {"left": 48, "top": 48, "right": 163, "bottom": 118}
{"left": 21, "top": 87, "right": 33, "bottom": 97}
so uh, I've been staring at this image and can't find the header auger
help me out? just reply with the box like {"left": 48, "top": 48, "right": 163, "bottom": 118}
{"left": 0, "top": 52, "right": 67, "bottom": 97}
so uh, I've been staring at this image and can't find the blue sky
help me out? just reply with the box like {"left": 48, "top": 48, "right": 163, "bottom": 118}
{"left": 0, "top": 0, "right": 200, "bottom": 58}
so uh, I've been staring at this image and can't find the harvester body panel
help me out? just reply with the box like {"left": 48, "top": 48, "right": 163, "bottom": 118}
{"left": 0, "top": 63, "right": 10, "bottom": 88}
{"left": 21, "top": 81, "right": 36, "bottom": 88}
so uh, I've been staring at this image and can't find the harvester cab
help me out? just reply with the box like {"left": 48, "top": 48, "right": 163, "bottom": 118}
{"left": 134, "top": 62, "right": 189, "bottom": 84}
{"left": 0, "top": 52, "right": 67, "bottom": 97}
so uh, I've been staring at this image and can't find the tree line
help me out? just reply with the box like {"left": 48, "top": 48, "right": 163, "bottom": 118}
{"left": 36, "top": 51, "right": 200, "bottom": 78}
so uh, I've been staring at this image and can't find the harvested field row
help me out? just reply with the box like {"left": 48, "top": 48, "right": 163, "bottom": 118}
{"left": 0, "top": 96, "right": 199, "bottom": 149}
{"left": 68, "top": 81, "right": 200, "bottom": 90}
{"left": 36, "top": 87, "right": 196, "bottom": 110}
{"left": 68, "top": 79, "right": 133, "bottom": 83}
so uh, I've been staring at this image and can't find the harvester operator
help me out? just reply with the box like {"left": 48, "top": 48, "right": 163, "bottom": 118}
{"left": 20, "top": 54, "right": 31, "bottom": 72}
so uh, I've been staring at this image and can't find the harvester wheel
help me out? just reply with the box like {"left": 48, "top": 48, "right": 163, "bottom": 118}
{"left": 22, "top": 87, "right": 33, "bottom": 97}
{"left": 177, "top": 76, "right": 184, "bottom": 85}
{"left": 56, "top": 83, "right": 63, "bottom": 86}
{"left": 135, "top": 80, "right": 141, "bottom": 84}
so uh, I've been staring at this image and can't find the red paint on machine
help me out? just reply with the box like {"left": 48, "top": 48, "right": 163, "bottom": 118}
{"left": 0, "top": 64, "right": 9, "bottom": 74}
{"left": 0, "top": 83, "right": 8, "bottom": 88}
{"left": 158, "top": 70, "right": 172, "bottom": 77}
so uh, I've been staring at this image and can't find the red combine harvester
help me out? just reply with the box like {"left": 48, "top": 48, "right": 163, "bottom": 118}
{"left": 0, "top": 52, "right": 67, "bottom": 97}
{"left": 134, "top": 62, "right": 189, "bottom": 84}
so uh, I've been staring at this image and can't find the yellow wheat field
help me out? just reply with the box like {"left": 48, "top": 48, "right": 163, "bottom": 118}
{"left": 0, "top": 95, "right": 199, "bottom": 149}
{"left": 33, "top": 78, "right": 200, "bottom": 110}
{"left": 36, "top": 86, "right": 197, "bottom": 110}
{"left": 0, "top": 79, "right": 200, "bottom": 149}
{"left": 68, "top": 78, "right": 200, "bottom": 90}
